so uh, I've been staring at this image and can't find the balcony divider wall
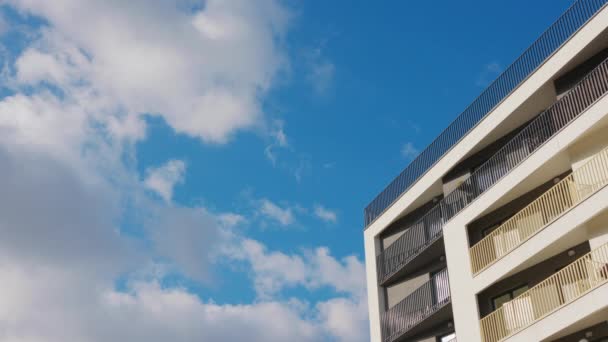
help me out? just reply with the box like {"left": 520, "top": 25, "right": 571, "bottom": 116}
{"left": 381, "top": 268, "right": 451, "bottom": 342}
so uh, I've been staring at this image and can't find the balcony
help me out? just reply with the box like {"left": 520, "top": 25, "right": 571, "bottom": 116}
{"left": 381, "top": 268, "right": 451, "bottom": 342}
{"left": 377, "top": 205, "right": 443, "bottom": 285}
{"left": 365, "top": 0, "right": 608, "bottom": 228}
{"left": 440, "top": 55, "right": 608, "bottom": 221}
{"left": 479, "top": 242, "right": 608, "bottom": 342}
{"left": 470, "top": 145, "right": 608, "bottom": 275}
{"left": 378, "top": 56, "right": 608, "bottom": 284}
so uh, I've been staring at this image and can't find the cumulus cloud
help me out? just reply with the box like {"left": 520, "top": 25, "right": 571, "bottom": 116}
{"left": 401, "top": 142, "right": 419, "bottom": 160}
{"left": 0, "top": 262, "right": 322, "bottom": 342}
{"left": 314, "top": 204, "right": 338, "bottom": 223}
{"left": 8, "top": 0, "right": 289, "bottom": 144}
{"left": 147, "top": 206, "right": 224, "bottom": 283}
{"left": 144, "top": 160, "right": 187, "bottom": 203}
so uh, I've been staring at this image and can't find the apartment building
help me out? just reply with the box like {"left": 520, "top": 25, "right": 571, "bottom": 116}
{"left": 364, "top": 1, "right": 608, "bottom": 342}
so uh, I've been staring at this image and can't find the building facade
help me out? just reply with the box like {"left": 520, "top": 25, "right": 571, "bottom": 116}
{"left": 364, "top": 1, "right": 608, "bottom": 342}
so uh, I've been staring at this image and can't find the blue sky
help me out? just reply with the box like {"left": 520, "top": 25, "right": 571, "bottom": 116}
{"left": 0, "top": 0, "right": 573, "bottom": 341}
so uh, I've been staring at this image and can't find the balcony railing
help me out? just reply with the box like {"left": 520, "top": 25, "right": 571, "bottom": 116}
{"left": 470, "top": 145, "right": 608, "bottom": 274}
{"left": 377, "top": 56, "right": 608, "bottom": 284}
{"left": 441, "top": 56, "right": 608, "bottom": 219}
{"left": 377, "top": 205, "right": 443, "bottom": 284}
{"left": 365, "top": 0, "right": 608, "bottom": 228}
{"left": 480, "top": 243, "right": 608, "bottom": 342}
{"left": 381, "top": 268, "right": 450, "bottom": 342}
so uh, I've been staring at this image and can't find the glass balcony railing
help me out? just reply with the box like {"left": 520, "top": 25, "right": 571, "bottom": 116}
{"left": 378, "top": 57, "right": 608, "bottom": 284}
{"left": 381, "top": 268, "right": 451, "bottom": 342}
{"left": 480, "top": 242, "right": 608, "bottom": 342}
{"left": 365, "top": 0, "right": 608, "bottom": 228}
{"left": 470, "top": 145, "right": 608, "bottom": 274}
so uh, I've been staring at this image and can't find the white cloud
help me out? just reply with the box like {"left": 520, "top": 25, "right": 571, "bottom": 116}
{"left": 9, "top": 0, "right": 289, "bottom": 144}
{"left": 401, "top": 142, "right": 419, "bottom": 160}
{"left": 144, "top": 160, "right": 186, "bottom": 203}
{"left": 314, "top": 205, "right": 338, "bottom": 223}
{"left": 258, "top": 198, "right": 295, "bottom": 226}
{"left": 316, "top": 296, "right": 369, "bottom": 342}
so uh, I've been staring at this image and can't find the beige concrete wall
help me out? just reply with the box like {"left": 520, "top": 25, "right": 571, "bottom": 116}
{"left": 443, "top": 172, "right": 470, "bottom": 197}
{"left": 586, "top": 211, "right": 608, "bottom": 249}
{"left": 568, "top": 123, "right": 608, "bottom": 171}
{"left": 386, "top": 273, "right": 430, "bottom": 309}
{"left": 382, "top": 229, "right": 405, "bottom": 249}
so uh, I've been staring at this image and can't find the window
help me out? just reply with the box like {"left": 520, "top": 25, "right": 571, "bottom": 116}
{"left": 491, "top": 284, "right": 529, "bottom": 310}
{"left": 437, "top": 332, "right": 456, "bottom": 342}
{"left": 482, "top": 223, "right": 501, "bottom": 237}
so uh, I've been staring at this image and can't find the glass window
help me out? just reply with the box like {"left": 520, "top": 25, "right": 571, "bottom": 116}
{"left": 492, "top": 293, "right": 512, "bottom": 310}
{"left": 482, "top": 223, "right": 501, "bottom": 237}
{"left": 512, "top": 285, "right": 529, "bottom": 298}
{"left": 439, "top": 332, "right": 456, "bottom": 342}
{"left": 492, "top": 284, "right": 529, "bottom": 310}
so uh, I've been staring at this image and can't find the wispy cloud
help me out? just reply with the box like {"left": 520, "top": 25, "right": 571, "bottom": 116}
{"left": 322, "top": 162, "right": 336, "bottom": 169}
{"left": 314, "top": 205, "right": 337, "bottom": 223}
{"left": 305, "top": 42, "right": 335, "bottom": 95}
{"left": 401, "top": 142, "right": 419, "bottom": 160}
{"left": 264, "top": 120, "right": 289, "bottom": 166}
{"left": 309, "top": 59, "right": 335, "bottom": 94}
{"left": 476, "top": 61, "right": 502, "bottom": 87}
{"left": 293, "top": 157, "right": 312, "bottom": 183}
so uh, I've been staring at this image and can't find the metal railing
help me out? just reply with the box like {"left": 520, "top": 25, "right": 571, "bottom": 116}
{"left": 442, "top": 56, "right": 608, "bottom": 219}
{"left": 480, "top": 243, "right": 608, "bottom": 342}
{"left": 470, "top": 145, "right": 608, "bottom": 274}
{"left": 365, "top": 0, "right": 608, "bottom": 228}
{"left": 381, "top": 268, "right": 451, "bottom": 342}
{"left": 377, "top": 205, "right": 443, "bottom": 284}
{"left": 377, "top": 56, "right": 608, "bottom": 284}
